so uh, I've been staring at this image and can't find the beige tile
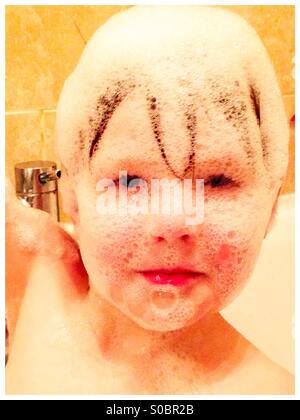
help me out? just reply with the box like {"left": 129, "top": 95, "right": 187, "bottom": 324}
{"left": 43, "top": 110, "right": 58, "bottom": 162}
{"left": 281, "top": 95, "right": 295, "bottom": 194}
{"left": 220, "top": 6, "right": 295, "bottom": 95}
{"left": 5, "top": 6, "right": 131, "bottom": 111}
{"left": 5, "top": 112, "right": 43, "bottom": 182}
{"left": 6, "top": 6, "right": 85, "bottom": 111}
{"left": 42, "top": 110, "right": 71, "bottom": 223}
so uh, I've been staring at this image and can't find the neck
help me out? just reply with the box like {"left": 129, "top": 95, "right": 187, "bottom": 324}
{"left": 82, "top": 290, "right": 250, "bottom": 391}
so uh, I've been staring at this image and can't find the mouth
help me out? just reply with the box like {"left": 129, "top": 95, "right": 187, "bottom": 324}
{"left": 138, "top": 267, "right": 205, "bottom": 287}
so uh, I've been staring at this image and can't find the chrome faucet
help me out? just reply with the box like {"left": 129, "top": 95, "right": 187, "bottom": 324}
{"left": 15, "top": 160, "right": 61, "bottom": 221}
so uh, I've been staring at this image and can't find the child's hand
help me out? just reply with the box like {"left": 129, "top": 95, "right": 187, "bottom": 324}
{"left": 6, "top": 177, "right": 80, "bottom": 260}
{"left": 5, "top": 177, "right": 88, "bottom": 341}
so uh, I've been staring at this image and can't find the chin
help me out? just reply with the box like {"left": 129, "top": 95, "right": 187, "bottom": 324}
{"left": 122, "top": 301, "right": 213, "bottom": 332}
{"left": 130, "top": 316, "right": 194, "bottom": 332}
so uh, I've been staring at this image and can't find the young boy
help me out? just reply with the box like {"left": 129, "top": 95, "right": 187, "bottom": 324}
{"left": 6, "top": 6, "right": 294, "bottom": 394}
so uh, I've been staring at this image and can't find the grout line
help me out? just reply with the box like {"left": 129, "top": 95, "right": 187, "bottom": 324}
{"left": 6, "top": 109, "right": 56, "bottom": 116}
{"left": 74, "top": 20, "right": 87, "bottom": 45}
{"left": 43, "top": 109, "right": 56, "bottom": 115}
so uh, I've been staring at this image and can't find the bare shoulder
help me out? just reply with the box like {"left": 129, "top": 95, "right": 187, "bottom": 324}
{"left": 242, "top": 345, "right": 295, "bottom": 395}
{"left": 258, "top": 355, "right": 294, "bottom": 395}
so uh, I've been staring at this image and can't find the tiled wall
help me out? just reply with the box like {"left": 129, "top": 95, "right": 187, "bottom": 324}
{"left": 6, "top": 6, "right": 295, "bottom": 220}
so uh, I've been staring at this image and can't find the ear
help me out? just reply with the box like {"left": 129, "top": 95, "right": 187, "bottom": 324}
{"left": 264, "top": 187, "right": 281, "bottom": 238}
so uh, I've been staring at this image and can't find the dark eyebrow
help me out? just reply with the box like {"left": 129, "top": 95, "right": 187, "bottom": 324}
{"left": 88, "top": 83, "right": 133, "bottom": 159}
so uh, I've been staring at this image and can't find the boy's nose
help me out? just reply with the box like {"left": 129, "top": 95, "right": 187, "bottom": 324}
{"left": 148, "top": 215, "right": 198, "bottom": 244}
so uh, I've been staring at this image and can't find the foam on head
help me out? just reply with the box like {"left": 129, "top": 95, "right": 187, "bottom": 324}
{"left": 56, "top": 5, "right": 289, "bottom": 193}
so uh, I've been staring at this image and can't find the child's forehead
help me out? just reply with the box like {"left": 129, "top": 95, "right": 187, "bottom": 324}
{"left": 86, "top": 73, "right": 259, "bottom": 159}
{"left": 85, "top": 76, "right": 262, "bottom": 178}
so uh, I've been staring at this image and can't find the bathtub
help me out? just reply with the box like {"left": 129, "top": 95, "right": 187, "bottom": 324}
{"left": 61, "top": 193, "right": 295, "bottom": 374}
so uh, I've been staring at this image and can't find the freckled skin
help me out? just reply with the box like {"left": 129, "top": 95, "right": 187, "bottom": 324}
{"left": 6, "top": 6, "right": 293, "bottom": 394}
{"left": 76, "top": 168, "right": 271, "bottom": 331}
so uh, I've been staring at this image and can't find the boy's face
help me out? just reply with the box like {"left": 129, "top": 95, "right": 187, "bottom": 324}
{"left": 69, "top": 72, "right": 277, "bottom": 331}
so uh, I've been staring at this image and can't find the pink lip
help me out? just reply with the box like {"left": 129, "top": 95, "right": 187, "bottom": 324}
{"left": 139, "top": 268, "right": 204, "bottom": 287}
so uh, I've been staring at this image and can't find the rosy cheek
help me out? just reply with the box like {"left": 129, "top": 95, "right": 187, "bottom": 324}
{"left": 217, "top": 243, "right": 232, "bottom": 262}
{"left": 214, "top": 242, "right": 240, "bottom": 270}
